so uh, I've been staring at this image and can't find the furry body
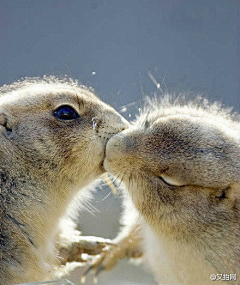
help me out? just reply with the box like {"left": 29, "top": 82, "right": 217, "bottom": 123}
{"left": 0, "top": 77, "right": 128, "bottom": 284}
{"left": 102, "top": 96, "right": 240, "bottom": 285}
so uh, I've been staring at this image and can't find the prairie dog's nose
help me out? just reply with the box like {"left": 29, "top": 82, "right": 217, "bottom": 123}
{"left": 105, "top": 131, "right": 136, "bottom": 162}
{"left": 107, "top": 112, "right": 130, "bottom": 132}
{"left": 93, "top": 110, "right": 130, "bottom": 134}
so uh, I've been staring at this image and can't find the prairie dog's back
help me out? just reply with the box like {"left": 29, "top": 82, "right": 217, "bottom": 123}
{"left": 105, "top": 96, "right": 240, "bottom": 285}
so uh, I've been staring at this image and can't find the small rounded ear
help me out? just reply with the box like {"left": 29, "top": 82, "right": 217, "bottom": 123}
{"left": 0, "top": 113, "right": 7, "bottom": 126}
{"left": 0, "top": 112, "right": 12, "bottom": 132}
{"left": 228, "top": 183, "right": 240, "bottom": 201}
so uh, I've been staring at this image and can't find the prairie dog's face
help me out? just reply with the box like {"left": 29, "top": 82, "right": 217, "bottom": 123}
{"left": 0, "top": 81, "right": 128, "bottom": 190}
{"left": 105, "top": 103, "right": 240, "bottom": 236}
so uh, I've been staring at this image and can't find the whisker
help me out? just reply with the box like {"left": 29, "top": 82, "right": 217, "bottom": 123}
{"left": 82, "top": 202, "right": 98, "bottom": 217}
{"left": 96, "top": 190, "right": 112, "bottom": 202}
{"left": 84, "top": 200, "right": 100, "bottom": 213}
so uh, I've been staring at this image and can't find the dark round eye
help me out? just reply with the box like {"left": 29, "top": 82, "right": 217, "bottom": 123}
{"left": 53, "top": 105, "right": 79, "bottom": 121}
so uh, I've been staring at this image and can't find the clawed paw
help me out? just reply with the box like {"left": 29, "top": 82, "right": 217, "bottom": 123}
{"left": 80, "top": 241, "right": 142, "bottom": 284}
{"left": 57, "top": 231, "right": 115, "bottom": 265}
{"left": 80, "top": 244, "right": 120, "bottom": 284}
{"left": 57, "top": 226, "right": 143, "bottom": 283}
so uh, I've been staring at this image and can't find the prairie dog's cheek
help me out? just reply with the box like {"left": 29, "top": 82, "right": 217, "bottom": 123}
{"left": 88, "top": 136, "right": 106, "bottom": 163}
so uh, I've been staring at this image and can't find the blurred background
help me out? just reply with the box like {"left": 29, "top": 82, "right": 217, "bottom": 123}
{"left": 0, "top": 0, "right": 239, "bottom": 284}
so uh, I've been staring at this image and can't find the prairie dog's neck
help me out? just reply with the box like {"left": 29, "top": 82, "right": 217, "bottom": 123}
{"left": 18, "top": 178, "right": 79, "bottom": 249}
{"left": 1, "top": 153, "right": 72, "bottom": 250}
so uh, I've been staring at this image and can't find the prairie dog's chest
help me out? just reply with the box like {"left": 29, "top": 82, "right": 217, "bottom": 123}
{"left": 142, "top": 223, "right": 226, "bottom": 285}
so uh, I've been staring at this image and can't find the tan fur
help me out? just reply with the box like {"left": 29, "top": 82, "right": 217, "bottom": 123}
{"left": 0, "top": 77, "right": 128, "bottom": 284}
{"left": 103, "top": 96, "right": 240, "bottom": 285}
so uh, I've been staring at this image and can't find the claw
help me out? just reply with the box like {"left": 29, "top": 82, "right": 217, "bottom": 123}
{"left": 83, "top": 264, "right": 94, "bottom": 276}
{"left": 81, "top": 265, "right": 94, "bottom": 284}
{"left": 93, "top": 266, "right": 103, "bottom": 284}
{"left": 80, "top": 259, "right": 105, "bottom": 284}
{"left": 80, "top": 275, "right": 86, "bottom": 284}
{"left": 95, "top": 264, "right": 104, "bottom": 276}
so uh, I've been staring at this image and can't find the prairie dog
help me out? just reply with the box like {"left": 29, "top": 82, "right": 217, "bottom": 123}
{"left": 102, "top": 96, "right": 240, "bottom": 285}
{"left": 0, "top": 77, "right": 128, "bottom": 284}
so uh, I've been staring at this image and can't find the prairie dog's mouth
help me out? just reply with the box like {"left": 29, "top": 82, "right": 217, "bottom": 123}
{"left": 99, "top": 160, "right": 105, "bottom": 173}
{"left": 102, "top": 123, "right": 130, "bottom": 172}
{"left": 103, "top": 156, "right": 111, "bottom": 172}
{"left": 102, "top": 132, "right": 117, "bottom": 156}
{"left": 105, "top": 133, "right": 118, "bottom": 156}
{"left": 100, "top": 132, "right": 118, "bottom": 172}
{"left": 103, "top": 132, "right": 122, "bottom": 171}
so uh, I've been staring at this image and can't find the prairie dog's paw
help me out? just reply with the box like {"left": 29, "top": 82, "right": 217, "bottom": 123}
{"left": 57, "top": 230, "right": 114, "bottom": 265}
{"left": 81, "top": 234, "right": 143, "bottom": 283}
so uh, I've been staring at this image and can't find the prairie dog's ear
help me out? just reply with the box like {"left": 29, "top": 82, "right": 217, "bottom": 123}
{"left": 0, "top": 112, "right": 12, "bottom": 132}
{"left": 0, "top": 112, "right": 7, "bottom": 126}
{"left": 227, "top": 183, "right": 240, "bottom": 201}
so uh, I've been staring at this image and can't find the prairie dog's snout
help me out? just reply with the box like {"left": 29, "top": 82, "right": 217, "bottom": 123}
{"left": 105, "top": 130, "right": 135, "bottom": 163}
{"left": 93, "top": 111, "right": 129, "bottom": 142}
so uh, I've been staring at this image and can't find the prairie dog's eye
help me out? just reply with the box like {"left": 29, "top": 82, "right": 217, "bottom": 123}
{"left": 159, "top": 174, "right": 185, "bottom": 187}
{"left": 53, "top": 105, "right": 79, "bottom": 121}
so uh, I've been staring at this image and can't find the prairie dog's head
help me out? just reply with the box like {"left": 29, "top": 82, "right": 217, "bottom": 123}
{"left": 0, "top": 77, "right": 128, "bottom": 190}
{"left": 105, "top": 96, "right": 240, "bottom": 237}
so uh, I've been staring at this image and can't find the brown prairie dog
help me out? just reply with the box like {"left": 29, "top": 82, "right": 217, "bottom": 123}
{"left": 102, "top": 96, "right": 240, "bottom": 285}
{"left": 0, "top": 77, "right": 128, "bottom": 284}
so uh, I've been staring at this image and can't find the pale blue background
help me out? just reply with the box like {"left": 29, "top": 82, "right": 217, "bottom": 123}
{"left": 1, "top": 1, "right": 239, "bottom": 284}
{"left": 0, "top": 0, "right": 239, "bottom": 111}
